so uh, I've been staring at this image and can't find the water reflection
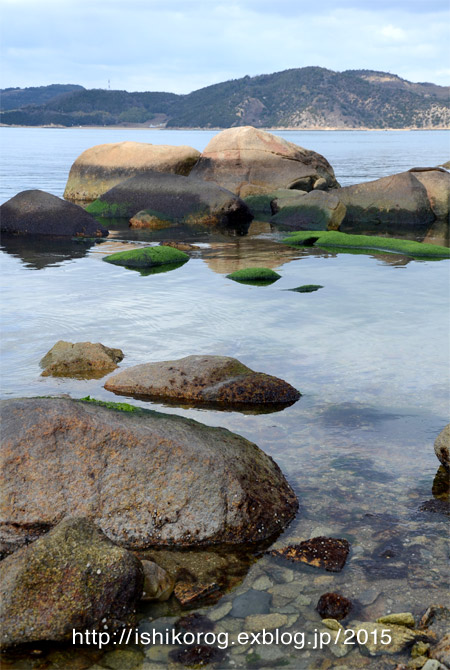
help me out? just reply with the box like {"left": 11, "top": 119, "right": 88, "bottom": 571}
{"left": 0, "top": 235, "right": 103, "bottom": 270}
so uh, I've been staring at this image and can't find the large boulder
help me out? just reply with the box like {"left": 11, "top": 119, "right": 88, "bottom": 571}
{"left": 0, "top": 517, "right": 143, "bottom": 649}
{"left": 63, "top": 141, "right": 201, "bottom": 202}
{"left": 40, "top": 340, "right": 124, "bottom": 378}
{"left": 434, "top": 424, "right": 450, "bottom": 470}
{"left": 188, "top": 126, "right": 339, "bottom": 197}
{"left": 0, "top": 190, "right": 108, "bottom": 237}
{"left": 0, "top": 398, "right": 298, "bottom": 553}
{"left": 338, "top": 172, "right": 437, "bottom": 233}
{"left": 86, "top": 171, "right": 253, "bottom": 228}
{"left": 409, "top": 167, "right": 450, "bottom": 220}
{"left": 271, "top": 190, "right": 347, "bottom": 230}
{"left": 104, "top": 355, "right": 300, "bottom": 406}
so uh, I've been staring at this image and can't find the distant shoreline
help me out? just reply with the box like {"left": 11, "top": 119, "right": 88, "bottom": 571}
{"left": 1, "top": 123, "right": 449, "bottom": 131}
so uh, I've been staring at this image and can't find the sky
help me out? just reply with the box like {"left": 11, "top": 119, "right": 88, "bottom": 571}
{"left": 1, "top": 0, "right": 449, "bottom": 93}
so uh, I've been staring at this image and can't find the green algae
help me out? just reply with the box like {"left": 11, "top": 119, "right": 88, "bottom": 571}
{"left": 287, "top": 284, "right": 324, "bottom": 293}
{"left": 226, "top": 267, "right": 281, "bottom": 285}
{"left": 79, "top": 396, "right": 142, "bottom": 413}
{"left": 103, "top": 245, "right": 189, "bottom": 268}
{"left": 282, "top": 230, "right": 450, "bottom": 259}
{"left": 243, "top": 194, "right": 275, "bottom": 215}
{"left": 86, "top": 200, "right": 130, "bottom": 218}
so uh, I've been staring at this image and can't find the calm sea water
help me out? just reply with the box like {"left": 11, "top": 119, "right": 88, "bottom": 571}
{"left": 0, "top": 128, "right": 449, "bottom": 670}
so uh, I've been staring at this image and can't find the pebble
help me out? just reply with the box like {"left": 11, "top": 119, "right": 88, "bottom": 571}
{"left": 251, "top": 575, "right": 274, "bottom": 591}
{"left": 231, "top": 589, "right": 272, "bottom": 618}
{"left": 244, "top": 613, "right": 288, "bottom": 631}
{"left": 208, "top": 601, "right": 232, "bottom": 622}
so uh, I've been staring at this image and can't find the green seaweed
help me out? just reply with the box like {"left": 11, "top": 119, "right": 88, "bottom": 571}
{"left": 282, "top": 230, "right": 450, "bottom": 259}
{"left": 287, "top": 284, "right": 323, "bottom": 293}
{"left": 226, "top": 267, "right": 281, "bottom": 285}
{"left": 103, "top": 245, "right": 189, "bottom": 268}
{"left": 243, "top": 194, "right": 275, "bottom": 215}
{"left": 79, "top": 396, "right": 142, "bottom": 412}
{"left": 86, "top": 200, "right": 130, "bottom": 218}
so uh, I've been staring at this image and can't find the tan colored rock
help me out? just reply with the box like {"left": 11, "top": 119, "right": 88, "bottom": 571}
{"left": 1, "top": 398, "right": 298, "bottom": 553}
{"left": 244, "top": 613, "right": 288, "bottom": 632}
{"left": 353, "top": 622, "right": 433, "bottom": 656}
{"left": 140, "top": 560, "right": 174, "bottom": 602}
{"left": 64, "top": 142, "right": 201, "bottom": 202}
{"left": 40, "top": 340, "right": 124, "bottom": 378}
{"left": 434, "top": 424, "right": 450, "bottom": 469}
{"left": 104, "top": 354, "right": 300, "bottom": 407}
{"left": 376, "top": 612, "right": 415, "bottom": 627}
{"left": 431, "top": 632, "right": 450, "bottom": 667}
{"left": 189, "top": 126, "right": 339, "bottom": 196}
{"left": 409, "top": 168, "right": 450, "bottom": 220}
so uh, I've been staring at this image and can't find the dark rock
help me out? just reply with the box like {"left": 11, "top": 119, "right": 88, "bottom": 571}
{"left": 0, "top": 518, "right": 143, "bottom": 649}
{"left": 0, "top": 397, "right": 298, "bottom": 553}
{"left": 0, "top": 190, "right": 108, "bottom": 237}
{"left": 85, "top": 170, "right": 253, "bottom": 228}
{"left": 269, "top": 537, "right": 350, "bottom": 572}
{"left": 169, "top": 644, "right": 226, "bottom": 667}
{"left": 271, "top": 190, "right": 346, "bottom": 230}
{"left": 432, "top": 466, "right": 450, "bottom": 500}
{"left": 316, "top": 592, "right": 352, "bottom": 620}
{"left": 176, "top": 613, "right": 215, "bottom": 634}
{"left": 104, "top": 354, "right": 300, "bottom": 409}
{"left": 231, "top": 589, "right": 272, "bottom": 618}
{"left": 360, "top": 560, "right": 408, "bottom": 580}
{"left": 287, "top": 284, "right": 323, "bottom": 293}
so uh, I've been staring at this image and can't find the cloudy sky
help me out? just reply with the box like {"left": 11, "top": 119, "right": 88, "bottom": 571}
{"left": 1, "top": 0, "right": 449, "bottom": 93}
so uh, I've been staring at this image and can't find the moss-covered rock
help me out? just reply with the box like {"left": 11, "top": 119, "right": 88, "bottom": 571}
{"left": 103, "top": 245, "right": 189, "bottom": 268}
{"left": 226, "top": 267, "right": 281, "bottom": 285}
{"left": 282, "top": 230, "right": 450, "bottom": 259}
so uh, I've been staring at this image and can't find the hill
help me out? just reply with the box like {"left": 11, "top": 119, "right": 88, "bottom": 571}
{"left": 0, "top": 84, "right": 85, "bottom": 111}
{"left": 1, "top": 68, "right": 448, "bottom": 129}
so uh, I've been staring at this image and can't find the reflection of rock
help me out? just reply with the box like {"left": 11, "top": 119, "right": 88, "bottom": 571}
{"left": 104, "top": 355, "right": 300, "bottom": 408}
{"left": 0, "top": 190, "right": 108, "bottom": 237}
{"left": 40, "top": 340, "right": 124, "bottom": 378}
{"left": 422, "top": 219, "right": 449, "bottom": 247}
{"left": 0, "top": 518, "right": 143, "bottom": 649}
{"left": 64, "top": 141, "right": 201, "bottom": 202}
{"left": 0, "top": 235, "right": 100, "bottom": 270}
{"left": 1, "top": 397, "right": 298, "bottom": 553}
{"left": 189, "top": 126, "right": 339, "bottom": 196}
{"left": 434, "top": 424, "right": 450, "bottom": 469}
{"left": 202, "top": 236, "right": 301, "bottom": 276}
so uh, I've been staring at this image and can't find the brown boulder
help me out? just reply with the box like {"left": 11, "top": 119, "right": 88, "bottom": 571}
{"left": 0, "top": 517, "right": 143, "bottom": 649}
{"left": 40, "top": 340, "right": 124, "bottom": 378}
{"left": 64, "top": 141, "right": 201, "bottom": 202}
{"left": 409, "top": 167, "right": 450, "bottom": 220}
{"left": 0, "top": 397, "right": 298, "bottom": 553}
{"left": 189, "top": 126, "right": 339, "bottom": 197}
{"left": 270, "top": 537, "right": 350, "bottom": 572}
{"left": 141, "top": 560, "right": 174, "bottom": 602}
{"left": 338, "top": 171, "right": 435, "bottom": 232}
{"left": 434, "top": 424, "right": 450, "bottom": 470}
{"left": 104, "top": 355, "right": 300, "bottom": 408}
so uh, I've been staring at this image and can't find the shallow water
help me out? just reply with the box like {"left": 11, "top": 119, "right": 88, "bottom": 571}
{"left": 1, "top": 129, "right": 449, "bottom": 669}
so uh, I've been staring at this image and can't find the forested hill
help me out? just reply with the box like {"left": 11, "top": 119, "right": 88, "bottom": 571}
{"left": 1, "top": 68, "right": 449, "bottom": 129}
{"left": 0, "top": 84, "right": 85, "bottom": 111}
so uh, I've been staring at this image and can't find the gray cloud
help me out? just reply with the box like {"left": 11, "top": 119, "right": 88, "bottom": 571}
{"left": 1, "top": 0, "right": 449, "bottom": 92}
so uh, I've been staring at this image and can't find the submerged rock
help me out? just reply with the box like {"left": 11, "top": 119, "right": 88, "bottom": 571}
{"left": 270, "top": 537, "right": 350, "bottom": 572}
{"left": 317, "top": 592, "right": 352, "bottom": 620}
{"left": 0, "top": 397, "right": 298, "bottom": 552}
{"left": 173, "top": 581, "right": 221, "bottom": 606}
{"left": 141, "top": 560, "right": 174, "bottom": 602}
{"left": 40, "top": 340, "right": 124, "bottom": 378}
{"left": 0, "top": 190, "right": 108, "bottom": 237}
{"left": 353, "top": 622, "right": 433, "bottom": 656}
{"left": 104, "top": 355, "right": 300, "bottom": 407}
{"left": 85, "top": 171, "right": 253, "bottom": 228}
{"left": 376, "top": 613, "right": 415, "bottom": 627}
{"left": 434, "top": 424, "right": 450, "bottom": 470}
{"left": 0, "top": 518, "right": 143, "bottom": 649}
{"left": 287, "top": 284, "right": 323, "bottom": 293}
{"left": 271, "top": 190, "right": 347, "bottom": 230}
{"left": 189, "top": 126, "right": 339, "bottom": 197}
{"left": 431, "top": 632, "right": 450, "bottom": 667}
{"left": 64, "top": 141, "right": 201, "bottom": 202}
